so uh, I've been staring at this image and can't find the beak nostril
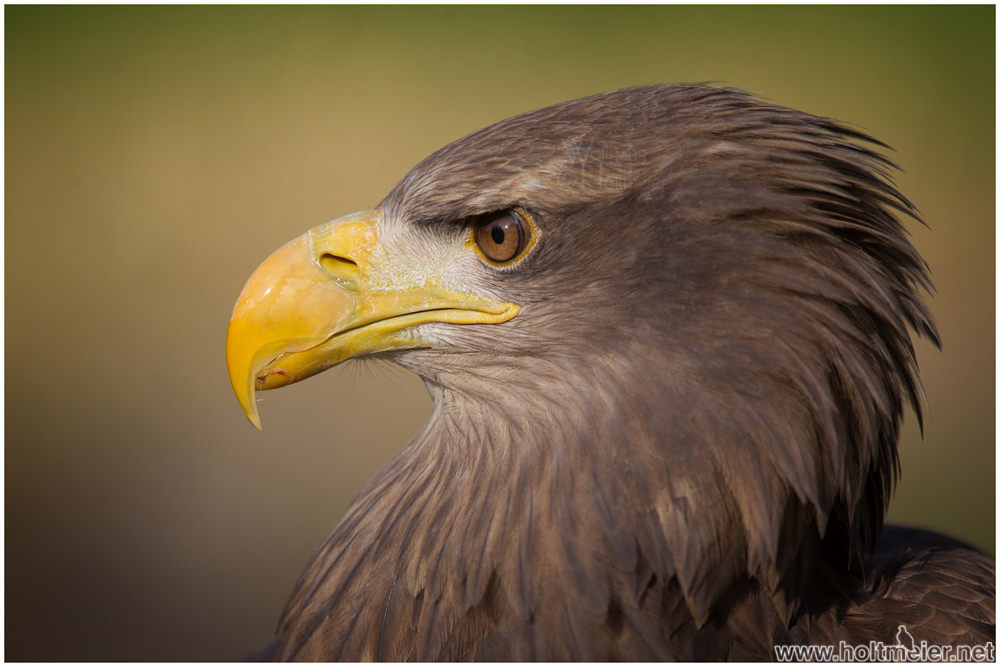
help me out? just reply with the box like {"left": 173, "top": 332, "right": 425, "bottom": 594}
{"left": 319, "top": 253, "right": 361, "bottom": 285}
{"left": 320, "top": 253, "right": 357, "bottom": 267}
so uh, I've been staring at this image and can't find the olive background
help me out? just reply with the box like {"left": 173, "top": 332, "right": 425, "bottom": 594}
{"left": 6, "top": 6, "right": 994, "bottom": 660}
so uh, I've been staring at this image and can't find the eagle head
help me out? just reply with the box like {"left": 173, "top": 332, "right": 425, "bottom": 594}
{"left": 226, "top": 85, "right": 941, "bottom": 658}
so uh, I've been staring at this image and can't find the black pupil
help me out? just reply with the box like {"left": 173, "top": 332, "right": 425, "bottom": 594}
{"left": 491, "top": 225, "right": 505, "bottom": 245}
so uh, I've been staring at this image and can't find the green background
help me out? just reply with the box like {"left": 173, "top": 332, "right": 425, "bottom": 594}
{"left": 6, "top": 6, "right": 994, "bottom": 660}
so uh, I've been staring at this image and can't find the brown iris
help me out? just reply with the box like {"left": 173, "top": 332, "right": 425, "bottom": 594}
{"left": 475, "top": 210, "right": 529, "bottom": 263}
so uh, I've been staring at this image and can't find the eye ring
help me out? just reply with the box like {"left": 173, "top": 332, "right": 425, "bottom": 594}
{"left": 472, "top": 209, "right": 534, "bottom": 265}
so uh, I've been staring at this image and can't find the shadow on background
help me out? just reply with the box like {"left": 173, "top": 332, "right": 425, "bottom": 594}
{"left": 6, "top": 6, "right": 994, "bottom": 660}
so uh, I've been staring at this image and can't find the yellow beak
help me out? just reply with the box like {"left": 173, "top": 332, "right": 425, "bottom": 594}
{"left": 225, "top": 209, "right": 519, "bottom": 429}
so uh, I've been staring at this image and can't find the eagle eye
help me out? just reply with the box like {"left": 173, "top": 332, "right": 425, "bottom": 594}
{"left": 474, "top": 210, "right": 531, "bottom": 264}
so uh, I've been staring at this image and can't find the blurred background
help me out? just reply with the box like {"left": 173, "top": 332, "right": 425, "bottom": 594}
{"left": 6, "top": 6, "right": 994, "bottom": 660}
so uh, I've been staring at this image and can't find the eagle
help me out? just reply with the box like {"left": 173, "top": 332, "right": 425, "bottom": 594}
{"left": 226, "top": 84, "right": 995, "bottom": 660}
